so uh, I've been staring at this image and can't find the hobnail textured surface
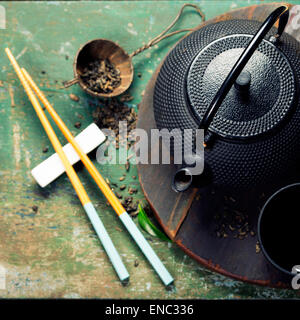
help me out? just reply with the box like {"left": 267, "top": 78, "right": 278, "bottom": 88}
{"left": 187, "top": 35, "right": 295, "bottom": 138}
{"left": 153, "top": 19, "right": 300, "bottom": 188}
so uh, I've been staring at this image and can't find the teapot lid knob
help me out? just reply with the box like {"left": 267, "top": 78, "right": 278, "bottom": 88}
{"left": 234, "top": 70, "right": 251, "bottom": 91}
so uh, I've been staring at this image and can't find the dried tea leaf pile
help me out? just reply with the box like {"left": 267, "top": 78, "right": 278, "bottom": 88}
{"left": 92, "top": 98, "right": 137, "bottom": 150}
{"left": 81, "top": 59, "right": 121, "bottom": 94}
{"left": 92, "top": 97, "right": 139, "bottom": 217}
{"left": 213, "top": 195, "right": 257, "bottom": 241}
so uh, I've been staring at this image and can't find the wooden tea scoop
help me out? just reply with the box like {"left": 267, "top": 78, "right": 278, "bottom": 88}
{"left": 64, "top": 3, "right": 205, "bottom": 98}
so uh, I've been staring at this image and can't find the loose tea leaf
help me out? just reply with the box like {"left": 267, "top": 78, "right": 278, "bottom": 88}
{"left": 120, "top": 93, "right": 134, "bottom": 102}
{"left": 138, "top": 204, "right": 170, "bottom": 242}
{"left": 115, "top": 192, "right": 123, "bottom": 199}
{"left": 121, "top": 196, "right": 138, "bottom": 215}
{"left": 256, "top": 241, "right": 261, "bottom": 254}
{"left": 128, "top": 187, "right": 138, "bottom": 195}
{"left": 69, "top": 93, "right": 79, "bottom": 102}
{"left": 74, "top": 121, "right": 81, "bottom": 129}
{"left": 81, "top": 59, "right": 121, "bottom": 94}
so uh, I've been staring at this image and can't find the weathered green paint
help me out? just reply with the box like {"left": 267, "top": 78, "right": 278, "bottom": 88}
{"left": 0, "top": 0, "right": 300, "bottom": 298}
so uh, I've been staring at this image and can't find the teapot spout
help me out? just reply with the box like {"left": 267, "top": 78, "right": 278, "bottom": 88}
{"left": 172, "top": 167, "right": 193, "bottom": 192}
{"left": 172, "top": 165, "right": 210, "bottom": 192}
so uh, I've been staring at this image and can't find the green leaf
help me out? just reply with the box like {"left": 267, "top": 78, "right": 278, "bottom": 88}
{"left": 138, "top": 204, "right": 171, "bottom": 242}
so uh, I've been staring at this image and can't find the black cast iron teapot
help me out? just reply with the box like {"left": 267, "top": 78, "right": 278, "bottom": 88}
{"left": 153, "top": 6, "right": 300, "bottom": 192}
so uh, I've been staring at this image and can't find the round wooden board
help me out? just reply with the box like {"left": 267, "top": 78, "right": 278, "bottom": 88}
{"left": 137, "top": 2, "right": 299, "bottom": 288}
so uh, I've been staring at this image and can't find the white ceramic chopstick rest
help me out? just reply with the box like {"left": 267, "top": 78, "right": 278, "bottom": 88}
{"left": 31, "top": 123, "right": 105, "bottom": 187}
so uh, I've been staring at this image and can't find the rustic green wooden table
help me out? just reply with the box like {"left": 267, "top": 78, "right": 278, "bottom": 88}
{"left": 0, "top": 0, "right": 300, "bottom": 299}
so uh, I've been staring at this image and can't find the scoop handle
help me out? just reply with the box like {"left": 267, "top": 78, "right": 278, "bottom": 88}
{"left": 63, "top": 77, "right": 79, "bottom": 88}
{"left": 130, "top": 3, "right": 205, "bottom": 58}
{"left": 199, "top": 5, "right": 289, "bottom": 131}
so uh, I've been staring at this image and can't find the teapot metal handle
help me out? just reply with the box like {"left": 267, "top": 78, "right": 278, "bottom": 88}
{"left": 199, "top": 5, "right": 289, "bottom": 131}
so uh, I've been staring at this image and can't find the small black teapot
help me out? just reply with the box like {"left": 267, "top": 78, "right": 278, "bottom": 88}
{"left": 153, "top": 6, "right": 300, "bottom": 192}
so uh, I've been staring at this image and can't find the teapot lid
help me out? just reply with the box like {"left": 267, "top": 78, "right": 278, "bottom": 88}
{"left": 187, "top": 34, "right": 296, "bottom": 139}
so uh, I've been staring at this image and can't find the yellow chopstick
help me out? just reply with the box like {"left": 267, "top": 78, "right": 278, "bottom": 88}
{"left": 22, "top": 68, "right": 125, "bottom": 215}
{"left": 5, "top": 48, "right": 129, "bottom": 283}
{"left": 20, "top": 66, "right": 174, "bottom": 286}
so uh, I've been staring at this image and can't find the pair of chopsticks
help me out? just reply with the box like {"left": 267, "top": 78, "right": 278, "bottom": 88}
{"left": 6, "top": 48, "right": 174, "bottom": 287}
{"left": 5, "top": 48, "right": 129, "bottom": 284}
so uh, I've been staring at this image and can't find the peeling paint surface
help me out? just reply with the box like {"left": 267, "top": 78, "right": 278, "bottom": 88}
{"left": 0, "top": 1, "right": 300, "bottom": 299}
